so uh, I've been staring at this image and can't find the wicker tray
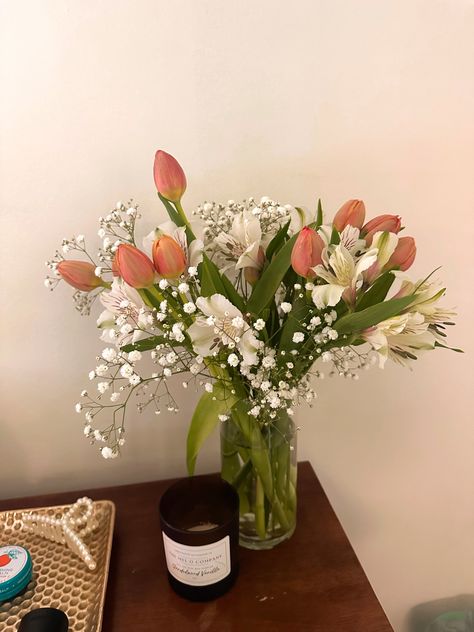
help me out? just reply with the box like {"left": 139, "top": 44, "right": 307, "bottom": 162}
{"left": 0, "top": 500, "right": 115, "bottom": 631}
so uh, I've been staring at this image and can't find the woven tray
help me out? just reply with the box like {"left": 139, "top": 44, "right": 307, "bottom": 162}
{"left": 0, "top": 500, "right": 115, "bottom": 631}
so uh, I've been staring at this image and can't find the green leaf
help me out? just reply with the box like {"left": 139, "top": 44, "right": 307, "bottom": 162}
{"left": 356, "top": 272, "right": 395, "bottom": 311}
{"left": 158, "top": 193, "right": 182, "bottom": 226}
{"left": 121, "top": 335, "right": 169, "bottom": 353}
{"left": 199, "top": 254, "right": 226, "bottom": 297}
{"left": 330, "top": 226, "right": 340, "bottom": 245}
{"left": 316, "top": 199, "right": 323, "bottom": 228}
{"left": 247, "top": 233, "right": 298, "bottom": 314}
{"left": 220, "top": 273, "right": 246, "bottom": 312}
{"left": 266, "top": 221, "right": 290, "bottom": 261}
{"left": 334, "top": 295, "right": 415, "bottom": 334}
{"left": 186, "top": 382, "right": 239, "bottom": 475}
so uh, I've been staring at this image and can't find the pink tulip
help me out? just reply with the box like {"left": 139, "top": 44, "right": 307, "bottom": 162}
{"left": 291, "top": 227, "right": 325, "bottom": 278}
{"left": 387, "top": 236, "right": 417, "bottom": 271}
{"left": 153, "top": 150, "right": 187, "bottom": 203}
{"left": 115, "top": 244, "right": 156, "bottom": 288}
{"left": 152, "top": 235, "right": 187, "bottom": 279}
{"left": 362, "top": 214, "right": 402, "bottom": 245}
{"left": 57, "top": 260, "right": 104, "bottom": 292}
{"left": 333, "top": 199, "right": 366, "bottom": 232}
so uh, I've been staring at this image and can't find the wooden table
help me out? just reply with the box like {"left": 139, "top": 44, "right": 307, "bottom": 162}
{"left": 0, "top": 462, "right": 392, "bottom": 631}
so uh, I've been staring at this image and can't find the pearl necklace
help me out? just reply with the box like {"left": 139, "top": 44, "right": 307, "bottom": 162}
{"left": 21, "top": 497, "right": 98, "bottom": 571}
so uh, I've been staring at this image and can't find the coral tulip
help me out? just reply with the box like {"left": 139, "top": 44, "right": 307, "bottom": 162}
{"left": 115, "top": 243, "right": 156, "bottom": 288}
{"left": 333, "top": 199, "right": 366, "bottom": 232}
{"left": 152, "top": 235, "right": 187, "bottom": 279}
{"left": 291, "top": 227, "right": 325, "bottom": 278}
{"left": 57, "top": 260, "right": 104, "bottom": 292}
{"left": 387, "top": 236, "right": 417, "bottom": 271}
{"left": 362, "top": 214, "right": 402, "bottom": 245}
{"left": 153, "top": 150, "right": 187, "bottom": 203}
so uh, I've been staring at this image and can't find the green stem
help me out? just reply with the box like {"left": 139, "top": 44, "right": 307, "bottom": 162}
{"left": 174, "top": 201, "right": 196, "bottom": 239}
{"left": 255, "top": 475, "right": 266, "bottom": 539}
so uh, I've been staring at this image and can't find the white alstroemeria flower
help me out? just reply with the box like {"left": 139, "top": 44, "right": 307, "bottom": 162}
{"left": 363, "top": 312, "right": 436, "bottom": 368}
{"left": 97, "top": 279, "right": 151, "bottom": 346}
{"left": 143, "top": 220, "right": 204, "bottom": 271}
{"left": 188, "top": 294, "right": 261, "bottom": 364}
{"left": 311, "top": 244, "right": 378, "bottom": 309}
{"left": 214, "top": 210, "right": 262, "bottom": 270}
{"left": 391, "top": 277, "right": 456, "bottom": 327}
{"left": 364, "top": 231, "right": 399, "bottom": 283}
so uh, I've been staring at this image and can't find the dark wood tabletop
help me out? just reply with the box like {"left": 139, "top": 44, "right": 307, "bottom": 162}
{"left": 0, "top": 462, "right": 392, "bottom": 631}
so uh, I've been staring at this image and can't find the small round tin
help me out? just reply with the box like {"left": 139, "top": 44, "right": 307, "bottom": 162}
{"left": 0, "top": 546, "right": 33, "bottom": 603}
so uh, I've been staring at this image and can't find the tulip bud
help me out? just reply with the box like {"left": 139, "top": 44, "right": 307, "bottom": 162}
{"left": 57, "top": 260, "right": 104, "bottom": 292}
{"left": 362, "top": 214, "right": 402, "bottom": 245}
{"left": 115, "top": 244, "right": 156, "bottom": 288}
{"left": 244, "top": 247, "right": 266, "bottom": 285}
{"left": 333, "top": 199, "right": 366, "bottom": 232}
{"left": 152, "top": 235, "right": 187, "bottom": 279}
{"left": 291, "top": 227, "right": 325, "bottom": 278}
{"left": 387, "top": 236, "right": 416, "bottom": 271}
{"left": 153, "top": 150, "right": 187, "bottom": 203}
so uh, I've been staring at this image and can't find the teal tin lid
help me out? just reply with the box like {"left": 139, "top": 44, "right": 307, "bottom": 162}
{"left": 0, "top": 546, "right": 33, "bottom": 602}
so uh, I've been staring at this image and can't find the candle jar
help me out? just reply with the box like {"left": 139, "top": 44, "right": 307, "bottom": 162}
{"left": 159, "top": 476, "right": 239, "bottom": 601}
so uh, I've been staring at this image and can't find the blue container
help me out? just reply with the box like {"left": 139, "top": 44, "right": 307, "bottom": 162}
{"left": 0, "top": 545, "right": 33, "bottom": 603}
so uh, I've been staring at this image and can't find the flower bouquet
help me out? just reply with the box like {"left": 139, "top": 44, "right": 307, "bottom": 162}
{"left": 46, "top": 151, "right": 458, "bottom": 549}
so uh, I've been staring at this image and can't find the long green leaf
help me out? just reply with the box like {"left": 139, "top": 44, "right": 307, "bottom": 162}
{"left": 121, "top": 335, "right": 169, "bottom": 353}
{"left": 356, "top": 272, "right": 395, "bottom": 311}
{"left": 247, "top": 233, "right": 298, "bottom": 314}
{"left": 220, "top": 273, "right": 246, "bottom": 312}
{"left": 334, "top": 295, "right": 415, "bottom": 334}
{"left": 316, "top": 199, "right": 323, "bottom": 228}
{"left": 186, "top": 383, "right": 238, "bottom": 475}
{"left": 199, "top": 254, "right": 226, "bottom": 297}
{"left": 266, "top": 221, "right": 290, "bottom": 261}
{"left": 158, "top": 193, "right": 182, "bottom": 226}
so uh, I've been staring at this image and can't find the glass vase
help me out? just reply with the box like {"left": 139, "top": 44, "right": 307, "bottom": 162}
{"left": 220, "top": 409, "right": 297, "bottom": 550}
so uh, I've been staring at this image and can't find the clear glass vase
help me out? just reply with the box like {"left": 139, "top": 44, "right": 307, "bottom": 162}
{"left": 220, "top": 410, "right": 297, "bottom": 550}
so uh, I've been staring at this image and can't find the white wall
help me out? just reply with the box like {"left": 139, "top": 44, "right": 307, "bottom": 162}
{"left": 1, "top": 1, "right": 473, "bottom": 630}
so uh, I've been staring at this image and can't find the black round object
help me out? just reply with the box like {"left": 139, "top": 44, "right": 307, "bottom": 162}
{"left": 18, "top": 608, "right": 69, "bottom": 632}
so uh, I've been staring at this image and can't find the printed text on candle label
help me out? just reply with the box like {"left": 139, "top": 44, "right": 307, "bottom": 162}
{"left": 162, "top": 532, "right": 231, "bottom": 586}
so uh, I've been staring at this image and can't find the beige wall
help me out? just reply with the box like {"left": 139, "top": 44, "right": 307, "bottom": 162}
{"left": 1, "top": 1, "right": 473, "bottom": 630}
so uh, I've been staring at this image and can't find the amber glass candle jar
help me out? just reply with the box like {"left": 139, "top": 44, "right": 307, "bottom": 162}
{"left": 159, "top": 476, "right": 239, "bottom": 601}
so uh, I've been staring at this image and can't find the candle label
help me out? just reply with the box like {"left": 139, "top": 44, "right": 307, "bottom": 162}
{"left": 162, "top": 532, "right": 231, "bottom": 586}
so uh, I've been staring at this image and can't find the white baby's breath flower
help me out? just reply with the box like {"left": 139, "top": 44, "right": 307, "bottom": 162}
{"left": 322, "top": 351, "right": 333, "bottom": 362}
{"left": 98, "top": 382, "right": 110, "bottom": 394}
{"left": 262, "top": 356, "right": 276, "bottom": 369}
{"left": 159, "top": 279, "right": 169, "bottom": 290}
{"left": 249, "top": 406, "right": 261, "bottom": 417}
{"left": 178, "top": 282, "right": 189, "bottom": 293}
{"left": 292, "top": 332, "right": 305, "bottom": 343}
{"left": 96, "top": 364, "right": 108, "bottom": 377}
{"left": 128, "top": 350, "right": 142, "bottom": 363}
{"left": 228, "top": 353, "right": 239, "bottom": 367}
{"left": 129, "top": 374, "right": 141, "bottom": 386}
{"left": 84, "top": 425, "right": 91, "bottom": 436}
{"left": 101, "top": 447, "right": 117, "bottom": 459}
{"left": 75, "top": 403, "right": 82, "bottom": 413}
{"left": 188, "top": 266, "right": 198, "bottom": 277}
{"left": 102, "top": 348, "right": 117, "bottom": 362}
{"left": 218, "top": 414, "right": 229, "bottom": 422}
{"left": 254, "top": 319, "right": 266, "bottom": 331}
{"left": 110, "top": 392, "right": 120, "bottom": 402}
{"left": 163, "top": 368, "right": 172, "bottom": 377}
{"left": 204, "top": 382, "right": 213, "bottom": 393}
{"left": 281, "top": 302, "right": 292, "bottom": 313}
{"left": 183, "top": 302, "right": 196, "bottom": 314}
{"left": 89, "top": 371, "right": 96, "bottom": 380}
{"left": 120, "top": 364, "right": 134, "bottom": 378}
